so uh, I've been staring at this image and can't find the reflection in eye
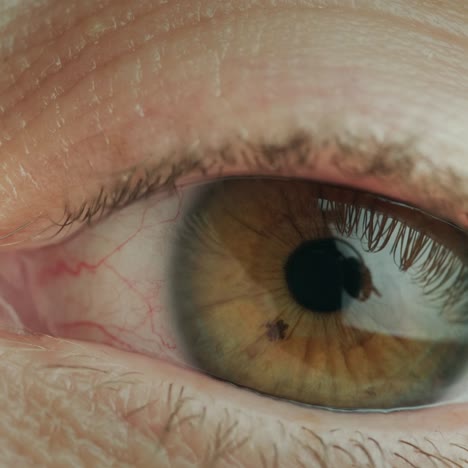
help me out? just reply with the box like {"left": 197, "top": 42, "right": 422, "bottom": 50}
{"left": 170, "top": 178, "right": 468, "bottom": 411}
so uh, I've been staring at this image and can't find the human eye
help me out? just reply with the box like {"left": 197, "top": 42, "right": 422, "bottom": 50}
{"left": 2, "top": 1, "right": 468, "bottom": 467}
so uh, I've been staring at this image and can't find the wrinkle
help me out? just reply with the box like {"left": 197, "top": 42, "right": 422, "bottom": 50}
{"left": 1, "top": 0, "right": 257, "bottom": 128}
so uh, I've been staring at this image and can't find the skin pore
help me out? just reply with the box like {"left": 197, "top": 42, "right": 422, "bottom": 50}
{"left": 1, "top": 0, "right": 468, "bottom": 466}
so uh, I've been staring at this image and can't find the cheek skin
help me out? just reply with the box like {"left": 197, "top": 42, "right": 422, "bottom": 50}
{"left": 0, "top": 332, "right": 467, "bottom": 467}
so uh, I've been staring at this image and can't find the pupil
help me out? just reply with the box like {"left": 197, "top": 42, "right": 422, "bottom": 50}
{"left": 284, "top": 238, "right": 363, "bottom": 313}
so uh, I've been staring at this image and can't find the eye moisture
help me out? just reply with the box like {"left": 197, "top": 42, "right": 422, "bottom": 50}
{"left": 171, "top": 178, "right": 468, "bottom": 411}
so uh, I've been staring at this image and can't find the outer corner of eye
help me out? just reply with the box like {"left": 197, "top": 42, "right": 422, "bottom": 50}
{"left": 166, "top": 176, "right": 468, "bottom": 413}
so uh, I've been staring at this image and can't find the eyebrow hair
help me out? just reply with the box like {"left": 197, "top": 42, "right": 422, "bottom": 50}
{"left": 57, "top": 129, "right": 467, "bottom": 235}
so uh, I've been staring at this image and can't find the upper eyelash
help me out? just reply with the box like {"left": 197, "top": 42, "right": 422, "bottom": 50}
{"left": 55, "top": 156, "right": 208, "bottom": 235}
{"left": 53, "top": 129, "right": 466, "bottom": 237}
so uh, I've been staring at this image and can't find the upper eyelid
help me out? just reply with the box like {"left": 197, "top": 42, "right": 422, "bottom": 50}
{"left": 0, "top": 128, "right": 465, "bottom": 249}
{"left": 60, "top": 129, "right": 467, "bottom": 233}
{"left": 2, "top": 5, "right": 468, "bottom": 248}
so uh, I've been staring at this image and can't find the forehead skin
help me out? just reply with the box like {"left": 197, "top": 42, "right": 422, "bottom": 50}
{"left": 1, "top": 0, "right": 468, "bottom": 466}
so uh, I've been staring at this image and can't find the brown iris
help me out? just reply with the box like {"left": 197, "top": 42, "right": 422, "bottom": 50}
{"left": 171, "top": 178, "right": 468, "bottom": 410}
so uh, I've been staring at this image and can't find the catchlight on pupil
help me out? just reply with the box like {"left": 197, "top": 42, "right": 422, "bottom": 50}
{"left": 170, "top": 178, "right": 468, "bottom": 410}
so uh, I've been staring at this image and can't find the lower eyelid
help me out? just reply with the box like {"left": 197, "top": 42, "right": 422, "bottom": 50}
{"left": 2, "top": 328, "right": 465, "bottom": 467}
{"left": 83, "top": 343, "right": 468, "bottom": 467}
{"left": 19, "top": 329, "right": 463, "bottom": 468}
{"left": 130, "top": 366, "right": 468, "bottom": 468}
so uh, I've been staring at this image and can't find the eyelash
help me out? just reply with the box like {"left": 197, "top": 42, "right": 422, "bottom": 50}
{"left": 53, "top": 131, "right": 426, "bottom": 235}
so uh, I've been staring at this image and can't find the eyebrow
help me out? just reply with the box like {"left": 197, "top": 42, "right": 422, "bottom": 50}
{"left": 59, "top": 129, "right": 468, "bottom": 234}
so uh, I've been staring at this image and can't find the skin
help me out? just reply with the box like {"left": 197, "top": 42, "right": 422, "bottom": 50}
{"left": 0, "top": 0, "right": 468, "bottom": 466}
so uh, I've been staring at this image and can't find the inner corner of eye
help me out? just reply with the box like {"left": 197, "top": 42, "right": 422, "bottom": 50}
{"left": 165, "top": 177, "right": 468, "bottom": 412}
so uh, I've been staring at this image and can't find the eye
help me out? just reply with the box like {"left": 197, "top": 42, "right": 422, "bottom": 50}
{"left": 170, "top": 177, "right": 468, "bottom": 411}
{"left": 3, "top": 174, "right": 467, "bottom": 415}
